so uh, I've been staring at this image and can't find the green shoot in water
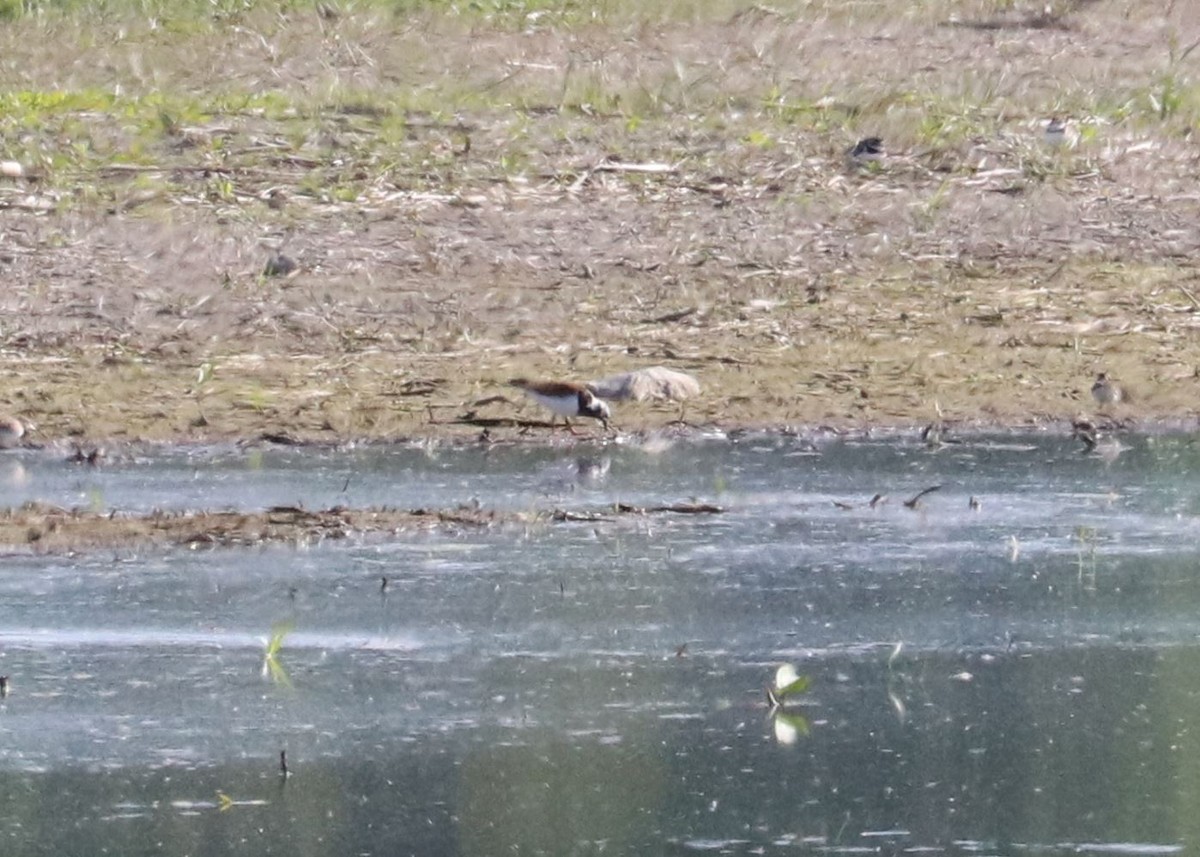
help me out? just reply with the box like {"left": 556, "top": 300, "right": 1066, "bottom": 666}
{"left": 262, "top": 619, "right": 295, "bottom": 686}
{"left": 767, "top": 663, "right": 811, "bottom": 710}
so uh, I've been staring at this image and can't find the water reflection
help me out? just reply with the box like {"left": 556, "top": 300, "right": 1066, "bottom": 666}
{"left": 5, "top": 428, "right": 1190, "bottom": 516}
{"left": 0, "top": 645, "right": 1191, "bottom": 855}
{"left": 0, "top": 433, "right": 1198, "bottom": 855}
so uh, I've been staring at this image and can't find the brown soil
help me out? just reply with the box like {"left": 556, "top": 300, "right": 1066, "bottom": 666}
{"left": 1, "top": 2, "right": 1198, "bottom": 445}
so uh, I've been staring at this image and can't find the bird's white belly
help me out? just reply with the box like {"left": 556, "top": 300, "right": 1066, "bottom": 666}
{"left": 527, "top": 390, "right": 579, "bottom": 417}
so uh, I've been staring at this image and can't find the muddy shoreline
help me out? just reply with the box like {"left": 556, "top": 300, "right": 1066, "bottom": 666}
{"left": 1, "top": 1, "right": 1198, "bottom": 551}
{"left": 0, "top": 414, "right": 1171, "bottom": 553}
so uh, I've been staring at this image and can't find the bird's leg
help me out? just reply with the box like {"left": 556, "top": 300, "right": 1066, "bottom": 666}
{"left": 564, "top": 417, "right": 578, "bottom": 436}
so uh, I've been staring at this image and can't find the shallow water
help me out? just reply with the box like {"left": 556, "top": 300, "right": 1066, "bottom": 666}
{"left": 2, "top": 432, "right": 1200, "bottom": 856}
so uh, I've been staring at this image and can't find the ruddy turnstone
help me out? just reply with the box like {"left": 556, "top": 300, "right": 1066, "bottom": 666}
{"left": 509, "top": 379, "right": 611, "bottom": 432}
{"left": 846, "top": 136, "right": 884, "bottom": 166}
{"left": 0, "top": 416, "right": 24, "bottom": 449}
{"left": 1090, "top": 372, "right": 1125, "bottom": 407}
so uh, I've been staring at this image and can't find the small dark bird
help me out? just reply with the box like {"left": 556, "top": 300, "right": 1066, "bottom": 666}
{"left": 263, "top": 253, "right": 297, "bottom": 278}
{"left": 1091, "top": 372, "right": 1127, "bottom": 407}
{"left": 1044, "top": 117, "right": 1069, "bottom": 147}
{"left": 279, "top": 749, "right": 289, "bottom": 777}
{"left": 68, "top": 446, "right": 105, "bottom": 466}
{"left": 847, "top": 137, "right": 884, "bottom": 165}
{"left": 0, "top": 676, "right": 8, "bottom": 697}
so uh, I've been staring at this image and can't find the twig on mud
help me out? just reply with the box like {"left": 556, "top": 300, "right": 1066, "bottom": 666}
{"left": 614, "top": 502, "right": 724, "bottom": 515}
{"left": 551, "top": 502, "right": 723, "bottom": 523}
{"left": 96, "top": 164, "right": 233, "bottom": 176}
{"left": 641, "top": 307, "right": 697, "bottom": 324}
{"left": 449, "top": 414, "right": 556, "bottom": 430}
{"left": 1177, "top": 282, "right": 1200, "bottom": 311}
{"left": 903, "top": 486, "right": 942, "bottom": 510}
{"left": 470, "top": 394, "right": 511, "bottom": 407}
{"left": 567, "top": 159, "right": 678, "bottom": 193}
{"left": 594, "top": 160, "right": 677, "bottom": 175}
{"left": 551, "top": 510, "right": 614, "bottom": 523}
{"left": 384, "top": 379, "right": 446, "bottom": 397}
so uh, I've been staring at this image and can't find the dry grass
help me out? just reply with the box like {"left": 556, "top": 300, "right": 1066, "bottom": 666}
{"left": 0, "top": 0, "right": 1198, "bottom": 442}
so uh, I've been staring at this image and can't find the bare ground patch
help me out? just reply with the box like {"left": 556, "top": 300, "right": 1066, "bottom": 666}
{"left": 0, "top": 0, "right": 1198, "bottom": 444}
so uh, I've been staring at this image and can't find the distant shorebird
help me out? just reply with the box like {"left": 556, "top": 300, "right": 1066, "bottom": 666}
{"left": 263, "top": 253, "right": 297, "bottom": 278}
{"left": 1043, "top": 117, "right": 1069, "bottom": 147}
{"left": 509, "top": 379, "right": 611, "bottom": 433}
{"left": 846, "top": 137, "right": 884, "bottom": 166}
{"left": 0, "top": 416, "right": 24, "bottom": 449}
{"left": 1090, "top": 372, "right": 1126, "bottom": 407}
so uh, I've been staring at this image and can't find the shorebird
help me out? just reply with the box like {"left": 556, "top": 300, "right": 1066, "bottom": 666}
{"left": 846, "top": 137, "right": 884, "bottom": 166}
{"left": 509, "top": 379, "right": 611, "bottom": 433}
{"left": 1090, "top": 372, "right": 1125, "bottom": 407}
{"left": 1043, "top": 117, "right": 1068, "bottom": 147}
{"left": 0, "top": 416, "right": 24, "bottom": 449}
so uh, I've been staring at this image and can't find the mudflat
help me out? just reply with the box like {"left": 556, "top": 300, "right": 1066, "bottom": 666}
{"left": 0, "top": 0, "right": 1197, "bottom": 446}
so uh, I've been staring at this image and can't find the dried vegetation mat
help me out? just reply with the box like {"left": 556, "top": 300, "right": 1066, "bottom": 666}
{"left": 0, "top": 0, "right": 1199, "bottom": 444}
{"left": 0, "top": 500, "right": 724, "bottom": 553}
